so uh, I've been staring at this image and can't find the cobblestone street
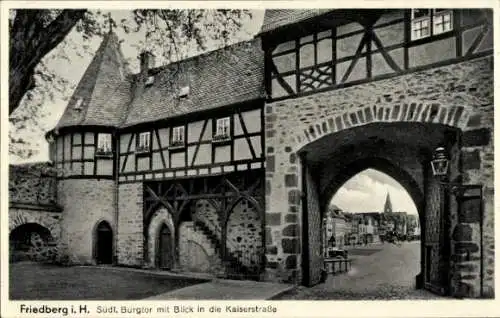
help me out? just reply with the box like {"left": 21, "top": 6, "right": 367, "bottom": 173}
{"left": 277, "top": 241, "right": 446, "bottom": 300}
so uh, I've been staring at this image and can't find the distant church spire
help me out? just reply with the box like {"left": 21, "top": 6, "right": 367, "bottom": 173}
{"left": 384, "top": 192, "right": 393, "bottom": 213}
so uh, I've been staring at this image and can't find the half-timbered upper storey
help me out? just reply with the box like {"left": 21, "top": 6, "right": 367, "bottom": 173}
{"left": 259, "top": 9, "right": 493, "bottom": 101}
{"left": 45, "top": 8, "right": 493, "bottom": 182}
{"left": 46, "top": 29, "right": 265, "bottom": 182}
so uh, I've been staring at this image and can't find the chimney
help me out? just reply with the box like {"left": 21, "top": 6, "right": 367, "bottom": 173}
{"left": 134, "top": 51, "right": 156, "bottom": 98}
{"left": 139, "top": 50, "right": 156, "bottom": 74}
{"left": 139, "top": 51, "right": 156, "bottom": 79}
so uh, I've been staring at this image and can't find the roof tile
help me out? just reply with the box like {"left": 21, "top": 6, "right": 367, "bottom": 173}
{"left": 55, "top": 32, "right": 130, "bottom": 129}
{"left": 260, "top": 9, "right": 333, "bottom": 34}
{"left": 122, "top": 38, "right": 265, "bottom": 127}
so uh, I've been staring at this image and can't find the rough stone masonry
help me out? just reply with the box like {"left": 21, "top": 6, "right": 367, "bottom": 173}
{"left": 264, "top": 56, "right": 493, "bottom": 297}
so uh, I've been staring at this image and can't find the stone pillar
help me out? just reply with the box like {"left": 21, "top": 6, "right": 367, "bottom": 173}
{"left": 450, "top": 188, "right": 483, "bottom": 298}
{"left": 263, "top": 105, "right": 302, "bottom": 284}
{"left": 117, "top": 183, "right": 144, "bottom": 267}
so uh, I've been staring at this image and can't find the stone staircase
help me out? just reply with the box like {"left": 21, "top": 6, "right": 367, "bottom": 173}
{"left": 193, "top": 218, "right": 260, "bottom": 280}
{"left": 178, "top": 222, "right": 223, "bottom": 274}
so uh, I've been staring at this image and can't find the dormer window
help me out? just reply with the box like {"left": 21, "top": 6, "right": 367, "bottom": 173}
{"left": 96, "top": 133, "right": 113, "bottom": 157}
{"left": 74, "top": 98, "right": 83, "bottom": 111}
{"left": 136, "top": 132, "right": 151, "bottom": 153}
{"left": 213, "top": 117, "right": 231, "bottom": 142}
{"left": 178, "top": 86, "right": 190, "bottom": 98}
{"left": 170, "top": 126, "right": 185, "bottom": 148}
{"left": 145, "top": 76, "right": 155, "bottom": 86}
{"left": 411, "top": 9, "right": 453, "bottom": 40}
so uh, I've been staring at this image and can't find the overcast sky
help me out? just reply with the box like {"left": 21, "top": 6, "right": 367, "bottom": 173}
{"left": 330, "top": 169, "right": 418, "bottom": 215}
{"left": 9, "top": 9, "right": 417, "bottom": 215}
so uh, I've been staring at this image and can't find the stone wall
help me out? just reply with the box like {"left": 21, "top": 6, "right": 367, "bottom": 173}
{"left": 264, "top": 56, "right": 493, "bottom": 296}
{"left": 57, "top": 179, "right": 115, "bottom": 264}
{"left": 178, "top": 221, "right": 222, "bottom": 273}
{"left": 117, "top": 182, "right": 143, "bottom": 266}
{"left": 193, "top": 199, "right": 221, "bottom": 237}
{"left": 264, "top": 146, "right": 302, "bottom": 283}
{"left": 9, "top": 163, "right": 58, "bottom": 206}
{"left": 227, "top": 199, "right": 263, "bottom": 270}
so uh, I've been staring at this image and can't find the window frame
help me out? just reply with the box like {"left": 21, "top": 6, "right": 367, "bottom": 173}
{"left": 170, "top": 126, "right": 186, "bottom": 148}
{"left": 96, "top": 133, "right": 113, "bottom": 157}
{"left": 214, "top": 117, "right": 231, "bottom": 142}
{"left": 136, "top": 131, "right": 151, "bottom": 154}
{"left": 410, "top": 8, "right": 453, "bottom": 41}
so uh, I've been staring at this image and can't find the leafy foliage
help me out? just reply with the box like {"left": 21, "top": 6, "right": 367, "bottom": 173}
{"left": 9, "top": 9, "right": 252, "bottom": 160}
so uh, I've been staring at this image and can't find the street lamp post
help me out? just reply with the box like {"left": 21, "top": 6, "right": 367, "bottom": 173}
{"left": 430, "top": 147, "right": 449, "bottom": 178}
{"left": 430, "top": 146, "right": 468, "bottom": 196}
{"left": 429, "top": 147, "right": 484, "bottom": 297}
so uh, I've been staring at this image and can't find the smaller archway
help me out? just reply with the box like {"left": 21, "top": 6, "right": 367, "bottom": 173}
{"left": 225, "top": 197, "right": 265, "bottom": 279}
{"left": 157, "top": 223, "right": 174, "bottom": 269}
{"left": 10, "top": 223, "right": 55, "bottom": 262}
{"left": 94, "top": 221, "right": 113, "bottom": 265}
{"left": 147, "top": 208, "right": 176, "bottom": 268}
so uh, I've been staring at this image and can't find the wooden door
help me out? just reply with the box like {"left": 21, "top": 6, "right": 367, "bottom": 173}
{"left": 423, "top": 174, "right": 450, "bottom": 295}
{"left": 158, "top": 224, "right": 173, "bottom": 269}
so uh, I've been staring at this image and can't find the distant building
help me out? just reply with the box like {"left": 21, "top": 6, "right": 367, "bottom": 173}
{"left": 323, "top": 205, "right": 349, "bottom": 253}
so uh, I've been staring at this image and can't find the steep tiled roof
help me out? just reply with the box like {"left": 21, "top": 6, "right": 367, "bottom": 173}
{"left": 55, "top": 31, "right": 131, "bottom": 129}
{"left": 122, "top": 38, "right": 265, "bottom": 127}
{"left": 53, "top": 33, "right": 264, "bottom": 131}
{"left": 259, "top": 9, "right": 333, "bottom": 34}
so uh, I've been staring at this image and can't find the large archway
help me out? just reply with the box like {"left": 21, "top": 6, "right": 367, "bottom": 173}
{"left": 298, "top": 122, "right": 461, "bottom": 295}
{"left": 327, "top": 168, "right": 422, "bottom": 294}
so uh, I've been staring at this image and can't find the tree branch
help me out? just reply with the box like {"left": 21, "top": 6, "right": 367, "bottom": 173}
{"left": 9, "top": 9, "right": 87, "bottom": 114}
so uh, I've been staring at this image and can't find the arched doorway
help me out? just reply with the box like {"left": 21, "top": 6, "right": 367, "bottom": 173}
{"left": 95, "top": 221, "right": 113, "bottom": 264}
{"left": 157, "top": 224, "right": 173, "bottom": 269}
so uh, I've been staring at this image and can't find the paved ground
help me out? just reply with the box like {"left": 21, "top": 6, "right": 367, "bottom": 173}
{"left": 144, "top": 279, "right": 294, "bottom": 300}
{"left": 10, "top": 242, "right": 442, "bottom": 301}
{"left": 9, "top": 263, "right": 207, "bottom": 300}
{"left": 10, "top": 262, "right": 293, "bottom": 300}
{"left": 277, "top": 241, "right": 446, "bottom": 300}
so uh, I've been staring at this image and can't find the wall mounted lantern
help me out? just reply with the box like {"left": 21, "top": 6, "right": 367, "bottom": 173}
{"left": 431, "top": 147, "right": 449, "bottom": 177}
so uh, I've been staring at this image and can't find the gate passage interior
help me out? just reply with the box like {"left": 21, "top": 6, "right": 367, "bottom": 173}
{"left": 297, "top": 122, "right": 483, "bottom": 295}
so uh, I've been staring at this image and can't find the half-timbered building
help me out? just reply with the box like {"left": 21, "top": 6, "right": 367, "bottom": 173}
{"left": 10, "top": 8, "right": 493, "bottom": 298}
